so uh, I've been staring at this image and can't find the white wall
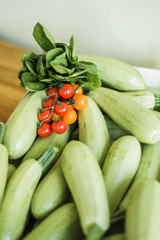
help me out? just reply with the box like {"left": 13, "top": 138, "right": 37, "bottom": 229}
{"left": 0, "top": 0, "right": 160, "bottom": 69}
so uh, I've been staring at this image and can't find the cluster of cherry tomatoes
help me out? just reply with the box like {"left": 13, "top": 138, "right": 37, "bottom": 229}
{"left": 37, "top": 83, "right": 88, "bottom": 137}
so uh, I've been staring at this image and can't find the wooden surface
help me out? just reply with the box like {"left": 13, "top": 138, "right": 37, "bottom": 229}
{"left": 0, "top": 40, "right": 27, "bottom": 123}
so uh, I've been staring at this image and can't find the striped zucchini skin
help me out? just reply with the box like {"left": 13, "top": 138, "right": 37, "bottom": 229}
{"left": 0, "top": 159, "right": 42, "bottom": 240}
{"left": 3, "top": 90, "right": 46, "bottom": 159}
{"left": 22, "top": 124, "right": 72, "bottom": 173}
{"left": 0, "top": 144, "right": 8, "bottom": 206}
{"left": 23, "top": 203, "right": 83, "bottom": 240}
{"left": 78, "top": 96, "right": 110, "bottom": 166}
{"left": 102, "top": 135, "right": 141, "bottom": 215}
{"left": 124, "top": 90, "right": 155, "bottom": 109}
{"left": 125, "top": 179, "right": 160, "bottom": 240}
{"left": 88, "top": 87, "right": 160, "bottom": 144}
{"left": 61, "top": 140, "right": 110, "bottom": 240}
{"left": 78, "top": 54, "right": 145, "bottom": 91}
{"left": 120, "top": 140, "right": 160, "bottom": 211}
{"left": 31, "top": 158, "right": 69, "bottom": 219}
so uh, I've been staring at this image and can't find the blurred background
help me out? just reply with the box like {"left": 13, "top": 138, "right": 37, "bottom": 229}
{"left": 0, "top": 0, "right": 160, "bottom": 69}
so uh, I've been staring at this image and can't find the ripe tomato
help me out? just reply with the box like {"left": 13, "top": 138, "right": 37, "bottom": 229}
{"left": 38, "top": 109, "right": 52, "bottom": 122}
{"left": 52, "top": 120, "right": 67, "bottom": 134}
{"left": 72, "top": 84, "right": 83, "bottom": 94}
{"left": 38, "top": 123, "right": 52, "bottom": 137}
{"left": 54, "top": 102, "right": 69, "bottom": 116}
{"left": 63, "top": 107, "right": 77, "bottom": 124}
{"left": 43, "top": 97, "right": 54, "bottom": 108}
{"left": 72, "top": 94, "right": 88, "bottom": 110}
{"left": 58, "top": 84, "right": 74, "bottom": 99}
{"left": 47, "top": 87, "right": 60, "bottom": 99}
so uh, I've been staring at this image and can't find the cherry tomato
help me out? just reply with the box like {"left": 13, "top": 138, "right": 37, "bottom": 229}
{"left": 63, "top": 107, "right": 77, "bottom": 124}
{"left": 38, "top": 123, "right": 52, "bottom": 138}
{"left": 47, "top": 87, "right": 60, "bottom": 99}
{"left": 38, "top": 109, "right": 52, "bottom": 122}
{"left": 43, "top": 97, "right": 54, "bottom": 108}
{"left": 72, "top": 84, "right": 83, "bottom": 94}
{"left": 72, "top": 94, "right": 88, "bottom": 110}
{"left": 52, "top": 120, "right": 67, "bottom": 134}
{"left": 58, "top": 84, "right": 74, "bottom": 99}
{"left": 54, "top": 102, "right": 69, "bottom": 116}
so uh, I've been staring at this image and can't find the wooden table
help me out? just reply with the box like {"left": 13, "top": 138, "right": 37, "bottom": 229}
{"left": 0, "top": 40, "right": 27, "bottom": 123}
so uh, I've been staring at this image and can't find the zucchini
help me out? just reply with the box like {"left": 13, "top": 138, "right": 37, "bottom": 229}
{"left": 78, "top": 96, "right": 110, "bottom": 166}
{"left": 3, "top": 90, "right": 46, "bottom": 159}
{"left": 23, "top": 203, "right": 83, "bottom": 240}
{"left": 78, "top": 54, "right": 145, "bottom": 91}
{"left": 22, "top": 124, "right": 73, "bottom": 173}
{"left": 0, "top": 144, "right": 8, "bottom": 206}
{"left": 61, "top": 140, "right": 110, "bottom": 239}
{"left": 0, "top": 147, "right": 58, "bottom": 240}
{"left": 124, "top": 90, "right": 155, "bottom": 109}
{"left": 88, "top": 87, "right": 160, "bottom": 144}
{"left": 120, "top": 110, "right": 160, "bottom": 210}
{"left": 103, "top": 233, "right": 125, "bottom": 240}
{"left": 7, "top": 163, "right": 16, "bottom": 180}
{"left": 102, "top": 135, "right": 141, "bottom": 215}
{"left": 0, "top": 122, "right": 8, "bottom": 206}
{"left": 125, "top": 179, "right": 160, "bottom": 240}
{"left": 104, "top": 115, "right": 128, "bottom": 141}
{"left": 31, "top": 157, "right": 69, "bottom": 219}
{"left": 147, "top": 87, "right": 160, "bottom": 109}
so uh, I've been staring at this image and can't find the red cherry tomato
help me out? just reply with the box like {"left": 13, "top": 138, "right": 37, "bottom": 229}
{"left": 43, "top": 97, "right": 54, "bottom": 108}
{"left": 54, "top": 102, "right": 69, "bottom": 116}
{"left": 58, "top": 84, "right": 74, "bottom": 99}
{"left": 72, "top": 94, "right": 88, "bottom": 110}
{"left": 47, "top": 87, "right": 60, "bottom": 99}
{"left": 52, "top": 120, "right": 67, "bottom": 134}
{"left": 38, "top": 109, "right": 52, "bottom": 122}
{"left": 72, "top": 84, "right": 83, "bottom": 94}
{"left": 38, "top": 123, "right": 52, "bottom": 137}
{"left": 63, "top": 107, "right": 77, "bottom": 124}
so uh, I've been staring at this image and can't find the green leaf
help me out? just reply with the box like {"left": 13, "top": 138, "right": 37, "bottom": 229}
{"left": 37, "top": 56, "right": 46, "bottom": 77}
{"left": 25, "top": 60, "right": 37, "bottom": 76}
{"left": 33, "top": 22, "right": 56, "bottom": 51}
{"left": 21, "top": 72, "right": 38, "bottom": 83}
{"left": 21, "top": 52, "right": 39, "bottom": 63}
{"left": 69, "top": 36, "right": 78, "bottom": 62}
{"left": 24, "top": 81, "right": 48, "bottom": 91}
{"left": 46, "top": 48, "right": 64, "bottom": 68}
{"left": 18, "top": 66, "right": 28, "bottom": 79}
{"left": 56, "top": 42, "right": 77, "bottom": 65}
{"left": 51, "top": 63, "right": 74, "bottom": 75}
{"left": 78, "top": 71, "right": 101, "bottom": 92}
{"left": 51, "top": 52, "right": 68, "bottom": 67}
{"left": 76, "top": 61, "right": 97, "bottom": 73}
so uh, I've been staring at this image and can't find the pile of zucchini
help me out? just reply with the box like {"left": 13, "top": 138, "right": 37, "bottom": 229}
{"left": 1, "top": 55, "right": 160, "bottom": 240}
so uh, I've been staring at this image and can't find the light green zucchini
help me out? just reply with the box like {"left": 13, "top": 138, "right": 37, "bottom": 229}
{"left": 78, "top": 54, "right": 145, "bottom": 91}
{"left": 103, "top": 233, "right": 125, "bottom": 240}
{"left": 0, "top": 147, "right": 58, "bottom": 240}
{"left": 102, "top": 135, "right": 141, "bottom": 215}
{"left": 78, "top": 96, "right": 110, "bottom": 166}
{"left": 147, "top": 87, "right": 160, "bottom": 109}
{"left": 0, "top": 122, "right": 8, "bottom": 206}
{"left": 88, "top": 87, "right": 160, "bottom": 144}
{"left": 3, "top": 90, "right": 46, "bottom": 159}
{"left": 124, "top": 90, "right": 155, "bottom": 109}
{"left": 7, "top": 163, "right": 16, "bottom": 180}
{"left": 120, "top": 110, "right": 160, "bottom": 210}
{"left": 23, "top": 203, "right": 83, "bottom": 240}
{"left": 61, "top": 140, "right": 110, "bottom": 240}
{"left": 0, "top": 144, "right": 8, "bottom": 206}
{"left": 31, "top": 157, "right": 69, "bottom": 219}
{"left": 22, "top": 124, "right": 73, "bottom": 173}
{"left": 125, "top": 179, "right": 160, "bottom": 240}
{"left": 104, "top": 115, "right": 128, "bottom": 140}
